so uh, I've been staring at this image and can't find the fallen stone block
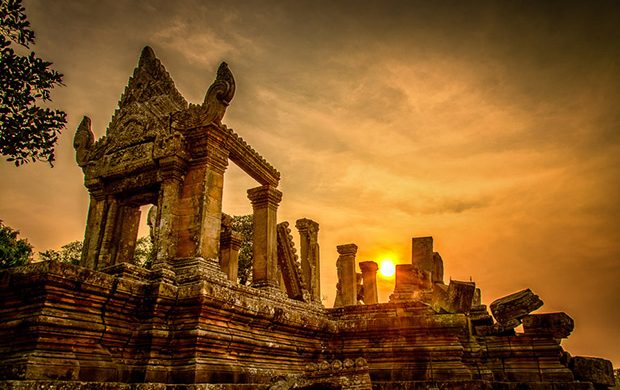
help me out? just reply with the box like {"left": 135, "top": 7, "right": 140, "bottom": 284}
{"left": 569, "top": 356, "right": 615, "bottom": 387}
{"left": 522, "top": 312, "right": 574, "bottom": 339}
{"left": 489, "top": 288, "right": 543, "bottom": 328}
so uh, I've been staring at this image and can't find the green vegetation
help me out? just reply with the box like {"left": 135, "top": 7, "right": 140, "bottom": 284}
{"left": 0, "top": 0, "right": 66, "bottom": 166}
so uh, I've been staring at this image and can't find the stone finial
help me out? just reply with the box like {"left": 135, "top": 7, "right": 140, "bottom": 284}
{"left": 73, "top": 116, "right": 94, "bottom": 167}
{"left": 203, "top": 62, "right": 236, "bottom": 124}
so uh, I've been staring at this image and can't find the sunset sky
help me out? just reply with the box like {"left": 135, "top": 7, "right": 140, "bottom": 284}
{"left": 1, "top": 0, "right": 619, "bottom": 365}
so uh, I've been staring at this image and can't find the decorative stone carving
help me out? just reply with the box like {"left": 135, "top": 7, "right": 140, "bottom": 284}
{"left": 296, "top": 218, "right": 321, "bottom": 302}
{"left": 203, "top": 62, "right": 235, "bottom": 124}
{"left": 276, "top": 221, "right": 309, "bottom": 301}
{"left": 73, "top": 116, "right": 94, "bottom": 167}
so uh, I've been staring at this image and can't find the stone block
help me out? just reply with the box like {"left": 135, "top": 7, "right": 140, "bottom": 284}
{"left": 569, "top": 356, "right": 615, "bottom": 386}
{"left": 522, "top": 312, "right": 574, "bottom": 339}
{"left": 412, "top": 236, "right": 433, "bottom": 273}
{"left": 432, "top": 280, "right": 475, "bottom": 313}
{"left": 490, "top": 288, "right": 543, "bottom": 328}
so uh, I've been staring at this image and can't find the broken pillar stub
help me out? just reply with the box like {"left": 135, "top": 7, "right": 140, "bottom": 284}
{"left": 295, "top": 218, "right": 320, "bottom": 302}
{"left": 389, "top": 264, "right": 431, "bottom": 303}
{"left": 522, "top": 312, "right": 574, "bottom": 339}
{"left": 432, "top": 280, "right": 475, "bottom": 313}
{"left": 569, "top": 356, "right": 616, "bottom": 387}
{"left": 489, "top": 288, "right": 544, "bottom": 329}
{"left": 412, "top": 236, "right": 433, "bottom": 273}
{"left": 333, "top": 244, "right": 358, "bottom": 307}
{"left": 432, "top": 252, "right": 444, "bottom": 284}
{"left": 248, "top": 184, "right": 283, "bottom": 290}
{"left": 359, "top": 261, "right": 378, "bottom": 304}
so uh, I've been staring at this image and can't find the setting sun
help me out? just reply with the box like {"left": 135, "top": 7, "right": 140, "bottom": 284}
{"left": 379, "top": 259, "right": 396, "bottom": 278}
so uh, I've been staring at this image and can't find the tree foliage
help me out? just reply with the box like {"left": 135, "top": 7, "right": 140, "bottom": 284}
{"left": 0, "top": 219, "right": 32, "bottom": 269}
{"left": 0, "top": 0, "right": 66, "bottom": 166}
{"left": 231, "top": 214, "right": 253, "bottom": 285}
{"left": 39, "top": 235, "right": 153, "bottom": 268}
{"left": 133, "top": 235, "right": 153, "bottom": 269}
{"left": 38, "top": 240, "right": 81, "bottom": 264}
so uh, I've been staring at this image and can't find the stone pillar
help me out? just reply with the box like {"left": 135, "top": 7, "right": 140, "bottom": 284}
{"left": 359, "top": 261, "right": 378, "bottom": 304}
{"left": 412, "top": 236, "right": 434, "bottom": 274}
{"left": 97, "top": 196, "right": 120, "bottom": 270}
{"left": 295, "top": 218, "right": 320, "bottom": 302}
{"left": 219, "top": 231, "right": 242, "bottom": 282}
{"left": 80, "top": 191, "right": 106, "bottom": 269}
{"left": 175, "top": 148, "right": 227, "bottom": 261}
{"left": 247, "top": 184, "right": 283, "bottom": 289}
{"left": 154, "top": 157, "right": 185, "bottom": 265}
{"left": 333, "top": 244, "right": 358, "bottom": 307}
{"left": 114, "top": 205, "right": 142, "bottom": 264}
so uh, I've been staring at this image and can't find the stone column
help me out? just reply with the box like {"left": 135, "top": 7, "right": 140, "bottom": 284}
{"left": 154, "top": 157, "right": 186, "bottom": 265}
{"left": 333, "top": 244, "right": 358, "bottom": 307}
{"left": 247, "top": 184, "right": 283, "bottom": 289}
{"left": 412, "top": 236, "right": 434, "bottom": 274}
{"left": 174, "top": 146, "right": 227, "bottom": 261}
{"left": 359, "top": 261, "right": 379, "bottom": 304}
{"left": 114, "top": 205, "right": 142, "bottom": 264}
{"left": 295, "top": 218, "right": 320, "bottom": 302}
{"left": 80, "top": 191, "right": 106, "bottom": 270}
{"left": 97, "top": 196, "right": 119, "bottom": 270}
{"left": 219, "top": 231, "right": 242, "bottom": 282}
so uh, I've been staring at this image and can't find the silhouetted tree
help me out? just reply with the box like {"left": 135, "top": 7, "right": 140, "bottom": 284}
{"left": 0, "top": 219, "right": 32, "bottom": 269}
{"left": 0, "top": 0, "right": 66, "bottom": 166}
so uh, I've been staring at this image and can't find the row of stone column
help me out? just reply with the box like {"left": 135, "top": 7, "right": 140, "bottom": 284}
{"left": 218, "top": 184, "right": 321, "bottom": 302}
{"left": 333, "top": 244, "right": 379, "bottom": 307}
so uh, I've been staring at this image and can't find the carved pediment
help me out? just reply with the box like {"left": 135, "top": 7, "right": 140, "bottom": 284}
{"left": 106, "top": 46, "right": 188, "bottom": 149}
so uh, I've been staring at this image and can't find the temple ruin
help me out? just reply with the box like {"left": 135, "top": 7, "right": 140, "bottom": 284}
{"left": 0, "top": 47, "right": 616, "bottom": 389}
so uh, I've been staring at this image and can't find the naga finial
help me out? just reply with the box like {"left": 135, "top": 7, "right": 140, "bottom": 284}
{"left": 203, "top": 62, "right": 236, "bottom": 124}
{"left": 74, "top": 116, "right": 94, "bottom": 167}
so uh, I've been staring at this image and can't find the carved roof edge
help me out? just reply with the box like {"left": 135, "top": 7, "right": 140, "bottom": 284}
{"left": 224, "top": 126, "right": 281, "bottom": 186}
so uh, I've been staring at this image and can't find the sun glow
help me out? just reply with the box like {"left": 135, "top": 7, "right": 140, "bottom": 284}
{"left": 379, "top": 259, "right": 396, "bottom": 278}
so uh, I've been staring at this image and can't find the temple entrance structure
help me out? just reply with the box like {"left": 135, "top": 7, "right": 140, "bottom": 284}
{"left": 73, "top": 47, "right": 291, "bottom": 292}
